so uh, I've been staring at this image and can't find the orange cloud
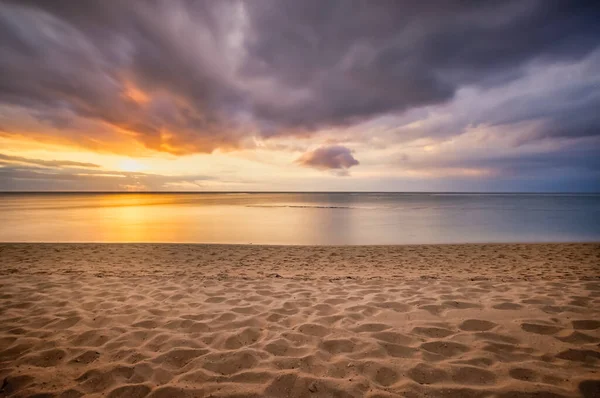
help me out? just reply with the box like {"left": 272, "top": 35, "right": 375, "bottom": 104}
{"left": 122, "top": 82, "right": 151, "bottom": 104}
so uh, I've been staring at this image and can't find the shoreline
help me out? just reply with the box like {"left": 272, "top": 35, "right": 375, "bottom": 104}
{"left": 0, "top": 240, "right": 600, "bottom": 248}
{"left": 2, "top": 241, "right": 600, "bottom": 245}
{"left": 1, "top": 242, "right": 598, "bottom": 280}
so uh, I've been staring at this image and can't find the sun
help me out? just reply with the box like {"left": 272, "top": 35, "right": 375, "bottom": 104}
{"left": 118, "top": 159, "right": 145, "bottom": 173}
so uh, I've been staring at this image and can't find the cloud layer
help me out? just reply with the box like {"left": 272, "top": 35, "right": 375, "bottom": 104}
{"left": 0, "top": 1, "right": 599, "bottom": 189}
{"left": 0, "top": 153, "right": 214, "bottom": 191}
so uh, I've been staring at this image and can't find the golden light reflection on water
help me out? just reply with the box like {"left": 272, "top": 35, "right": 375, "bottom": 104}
{"left": 98, "top": 196, "right": 149, "bottom": 242}
{"left": 0, "top": 193, "right": 338, "bottom": 244}
{"left": 0, "top": 193, "right": 599, "bottom": 244}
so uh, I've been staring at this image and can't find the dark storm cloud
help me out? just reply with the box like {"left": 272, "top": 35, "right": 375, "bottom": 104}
{"left": 0, "top": 0, "right": 599, "bottom": 156}
{"left": 297, "top": 145, "right": 359, "bottom": 171}
{"left": 242, "top": 0, "right": 600, "bottom": 128}
{"left": 492, "top": 84, "right": 600, "bottom": 144}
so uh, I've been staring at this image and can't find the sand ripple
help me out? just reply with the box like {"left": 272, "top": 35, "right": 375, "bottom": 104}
{"left": 0, "top": 243, "right": 599, "bottom": 397}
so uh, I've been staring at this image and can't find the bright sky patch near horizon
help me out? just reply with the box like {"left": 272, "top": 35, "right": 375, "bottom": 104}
{"left": 0, "top": 1, "right": 599, "bottom": 192}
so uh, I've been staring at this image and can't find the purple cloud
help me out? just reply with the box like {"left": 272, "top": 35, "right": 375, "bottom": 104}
{"left": 297, "top": 145, "right": 359, "bottom": 172}
{"left": 0, "top": 1, "right": 599, "bottom": 155}
{"left": 0, "top": 1, "right": 599, "bottom": 190}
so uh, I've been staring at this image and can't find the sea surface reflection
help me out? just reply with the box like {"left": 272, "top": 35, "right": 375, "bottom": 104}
{"left": 0, "top": 193, "right": 599, "bottom": 244}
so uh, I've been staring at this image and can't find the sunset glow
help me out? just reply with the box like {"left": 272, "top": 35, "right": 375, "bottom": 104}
{"left": 118, "top": 159, "right": 145, "bottom": 173}
{"left": 0, "top": 1, "right": 598, "bottom": 192}
{"left": 1, "top": 4, "right": 600, "bottom": 397}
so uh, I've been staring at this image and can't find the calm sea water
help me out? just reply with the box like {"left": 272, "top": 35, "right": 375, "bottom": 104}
{"left": 0, "top": 193, "right": 599, "bottom": 244}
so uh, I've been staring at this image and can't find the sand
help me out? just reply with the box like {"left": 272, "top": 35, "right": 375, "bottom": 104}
{"left": 0, "top": 243, "right": 599, "bottom": 398}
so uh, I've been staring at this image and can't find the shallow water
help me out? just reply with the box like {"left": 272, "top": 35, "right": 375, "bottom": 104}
{"left": 0, "top": 192, "right": 599, "bottom": 244}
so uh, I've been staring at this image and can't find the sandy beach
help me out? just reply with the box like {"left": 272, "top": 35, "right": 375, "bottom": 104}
{"left": 0, "top": 243, "right": 599, "bottom": 397}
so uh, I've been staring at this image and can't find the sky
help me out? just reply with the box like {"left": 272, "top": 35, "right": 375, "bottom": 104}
{"left": 0, "top": 0, "right": 599, "bottom": 192}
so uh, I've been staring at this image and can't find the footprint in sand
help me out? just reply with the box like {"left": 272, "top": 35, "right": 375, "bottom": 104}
{"left": 265, "top": 339, "right": 309, "bottom": 357}
{"left": 372, "top": 301, "right": 411, "bottom": 312}
{"left": 21, "top": 348, "right": 66, "bottom": 368}
{"left": 68, "top": 350, "right": 100, "bottom": 365}
{"left": 221, "top": 327, "right": 263, "bottom": 349}
{"left": 450, "top": 365, "right": 497, "bottom": 385}
{"left": 474, "top": 332, "right": 519, "bottom": 344}
{"left": 572, "top": 320, "right": 600, "bottom": 330}
{"left": 371, "top": 331, "right": 414, "bottom": 345}
{"left": 107, "top": 384, "right": 152, "bottom": 398}
{"left": 420, "top": 341, "right": 470, "bottom": 357}
{"left": 520, "top": 323, "right": 561, "bottom": 335}
{"left": 201, "top": 350, "right": 264, "bottom": 375}
{"left": 580, "top": 380, "right": 600, "bottom": 398}
{"left": 407, "top": 363, "right": 448, "bottom": 384}
{"left": 459, "top": 319, "right": 497, "bottom": 332}
{"left": 412, "top": 326, "right": 455, "bottom": 338}
{"left": 361, "top": 362, "right": 400, "bottom": 387}
{"left": 509, "top": 367, "right": 539, "bottom": 382}
{"left": 0, "top": 375, "right": 36, "bottom": 396}
{"left": 492, "top": 302, "right": 523, "bottom": 310}
{"left": 379, "top": 342, "right": 417, "bottom": 358}
{"left": 320, "top": 338, "right": 356, "bottom": 355}
{"left": 556, "top": 349, "right": 600, "bottom": 363}
{"left": 296, "top": 323, "right": 330, "bottom": 337}
{"left": 555, "top": 331, "right": 600, "bottom": 344}
{"left": 151, "top": 348, "right": 209, "bottom": 370}
{"left": 352, "top": 323, "right": 392, "bottom": 333}
{"left": 441, "top": 300, "right": 482, "bottom": 310}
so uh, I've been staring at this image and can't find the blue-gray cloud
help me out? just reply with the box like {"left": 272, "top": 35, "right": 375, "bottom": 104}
{"left": 297, "top": 145, "right": 359, "bottom": 172}
{"left": 242, "top": 1, "right": 600, "bottom": 130}
{"left": 0, "top": 1, "right": 599, "bottom": 148}
{"left": 0, "top": 0, "right": 599, "bottom": 188}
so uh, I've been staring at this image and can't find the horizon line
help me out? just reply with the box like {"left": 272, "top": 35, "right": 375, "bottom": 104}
{"left": 1, "top": 191, "right": 599, "bottom": 195}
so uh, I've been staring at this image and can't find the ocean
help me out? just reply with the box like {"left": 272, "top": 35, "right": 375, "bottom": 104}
{"left": 1, "top": 192, "right": 599, "bottom": 244}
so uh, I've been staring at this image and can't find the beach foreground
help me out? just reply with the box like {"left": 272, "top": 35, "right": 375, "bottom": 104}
{"left": 1, "top": 243, "right": 599, "bottom": 397}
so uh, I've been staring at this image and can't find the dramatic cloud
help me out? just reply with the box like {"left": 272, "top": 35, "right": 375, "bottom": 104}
{"left": 297, "top": 145, "right": 359, "bottom": 172}
{"left": 0, "top": 0, "right": 248, "bottom": 154}
{"left": 1, "top": 1, "right": 600, "bottom": 149}
{"left": 0, "top": 1, "right": 599, "bottom": 189}
{"left": 242, "top": 1, "right": 600, "bottom": 129}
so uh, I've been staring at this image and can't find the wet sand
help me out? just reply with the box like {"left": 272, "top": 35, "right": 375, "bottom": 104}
{"left": 1, "top": 243, "right": 599, "bottom": 397}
